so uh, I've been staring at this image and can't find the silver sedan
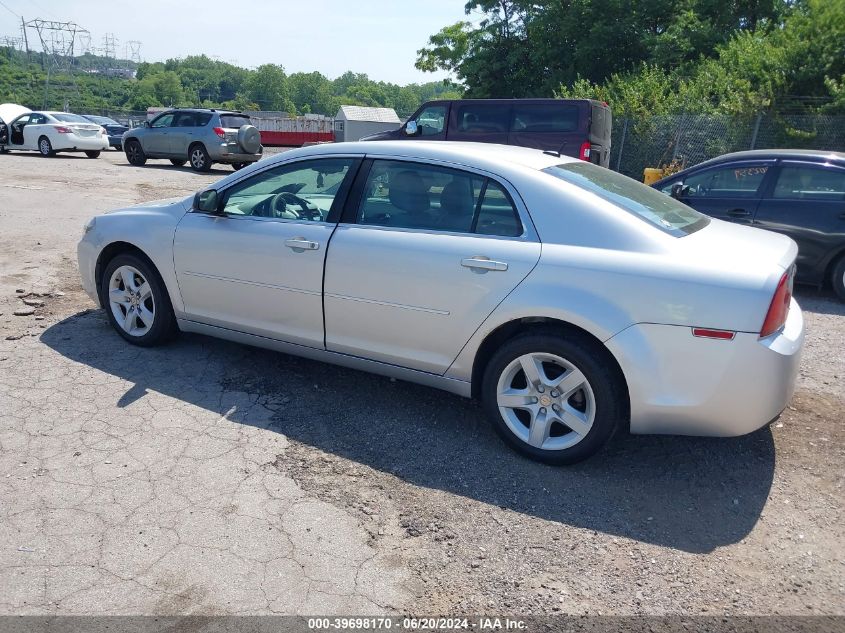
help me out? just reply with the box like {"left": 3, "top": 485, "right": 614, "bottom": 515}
{"left": 77, "top": 141, "right": 804, "bottom": 464}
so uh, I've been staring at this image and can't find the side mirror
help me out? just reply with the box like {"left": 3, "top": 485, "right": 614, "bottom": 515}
{"left": 670, "top": 182, "right": 685, "bottom": 199}
{"left": 405, "top": 120, "right": 418, "bottom": 136}
{"left": 194, "top": 189, "right": 221, "bottom": 214}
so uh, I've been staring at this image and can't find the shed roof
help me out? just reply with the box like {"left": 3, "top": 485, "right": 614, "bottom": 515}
{"left": 337, "top": 105, "right": 401, "bottom": 123}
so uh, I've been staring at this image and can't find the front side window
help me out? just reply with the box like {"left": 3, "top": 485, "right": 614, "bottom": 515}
{"left": 772, "top": 165, "right": 845, "bottom": 201}
{"left": 543, "top": 162, "right": 708, "bottom": 236}
{"left": 511, "top": 104, "right": 578, "bottom": 133}
{"left": 683, "top": 164, "right": 769, "bottom": 198}
{"left": 414, "top": 105, "right": 446, "bottom": 136}
{"left": 151, "top": 113, "right": 174, "bottom": 128}
{"left": 455, "top": 104, "right": 510, "bottom": 133}
{"left": 357, "top": 160, "right": 523, "bottom": 237}
{"left": 220, "top": 158, "right": 355, "bottom": 222}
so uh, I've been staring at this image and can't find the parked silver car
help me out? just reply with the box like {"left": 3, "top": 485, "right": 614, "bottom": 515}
{"left": 122, "top": 108, "right": 263, "bottom": 172}
{"left": 77, "top": 141, "right": 804, "bottom": 464}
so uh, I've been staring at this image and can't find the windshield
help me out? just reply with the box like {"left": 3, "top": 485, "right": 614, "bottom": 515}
{"left": 52, "top": 113, "right": 92, "bottom": 123}
{"left": 86, "top": 115, "right": 119, "bottom": 125}
{"left": 542, "top": 162, "right": 709, "bottom": 236}
{"left": 219, "top": 114, "right": 251, "bottom": 129}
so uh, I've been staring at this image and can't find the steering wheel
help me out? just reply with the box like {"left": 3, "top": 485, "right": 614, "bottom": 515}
{"left": 270, "top": 192, "right": 322, "bottom": 221}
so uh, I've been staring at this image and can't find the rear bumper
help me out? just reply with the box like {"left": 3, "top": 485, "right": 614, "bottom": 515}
{"left": 606, "top": 298, "right": 804, "bottom": 437}
{"left": 54, "top": 135, "right": 110, "bottom": 151}
{"left": 209, "top": 141, "right": 262, "bottom": 163}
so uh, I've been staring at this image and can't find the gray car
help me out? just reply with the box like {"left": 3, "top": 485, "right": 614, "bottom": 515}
{"left": 122, "top": 109, "right": 263, "bottom": 172}
{"left": 78, "top": 141, "right": 804, "bottom": 464}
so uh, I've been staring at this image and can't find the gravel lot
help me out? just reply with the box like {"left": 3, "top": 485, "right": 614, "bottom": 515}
{"left": 0, "top": 150, "right": 842, "bottom": 616}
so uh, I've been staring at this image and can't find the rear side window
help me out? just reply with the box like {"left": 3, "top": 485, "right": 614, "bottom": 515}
{"left": 772, "top": 165, "right": 845, "bottom": 201}
{"left": 683, "top": 164, "right": 769, "bottom": 198}
{"left": 357, "top": 160, "right": 523, "bottom": 237}
{"left": 511, "top": 104, "right": 578, "bottom": 133}
{"left": 173, "top": 112, "right": 196, "bottom": 127}
{"left": 543, "top": 162, "right": 708, "bottom": 236}
{"left": 455, "top": 104, "right": 510, "bottom": 133}
{"left": 219, "top": 114, "right": 250, "bottom": 128}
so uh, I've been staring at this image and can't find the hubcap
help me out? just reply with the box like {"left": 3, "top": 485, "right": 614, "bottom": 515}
{"left": 496, "top": 352, "right": 595, "bottom": 451}
{"left": 40, "top": 140, "right": 49, "bottom": 154}
{"left": 108, "top": 265, "right": 155, "bottom": 337}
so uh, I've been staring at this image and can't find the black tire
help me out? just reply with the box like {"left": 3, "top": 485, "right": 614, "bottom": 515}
{"left": 832, "top": 255, "right": 845, "bottom": 302}
{"left": 38, "top": 136, "right": 54, "bottom": 157}
{"left": 125, "top": 140, "right": 147, "bottom": 166}
{"left": 170, "top": 159, "right": 187, "bottom": 167}
{"left": 189, "top": 143, "right": 211, "bottom": 172}
{"left": 85, "top": 150, "right": 100, "bottom": 159}
{"left": 232, "top": 162, "right": 248, "bottom": 171}
{"left": 100, "top": 253, "right": 177, "bottom": 347}
{"left": 481, "top": 329, "right": 626, "bottom": 465}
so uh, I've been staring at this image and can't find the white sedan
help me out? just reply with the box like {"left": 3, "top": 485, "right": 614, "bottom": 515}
{"left": 77, "top": 141, "right": 804, "bottom": 464}
{"left": 0, "top": 103, "right": 109, "bottom": 157}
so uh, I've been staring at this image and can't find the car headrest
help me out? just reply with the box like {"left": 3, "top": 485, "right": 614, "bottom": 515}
{"left": 389, "top": 170, "right": 430, "bottom": 213}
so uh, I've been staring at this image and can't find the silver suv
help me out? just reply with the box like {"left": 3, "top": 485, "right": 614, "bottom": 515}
{"left": 123, "top": 109, "right": 263, "bottom": 172}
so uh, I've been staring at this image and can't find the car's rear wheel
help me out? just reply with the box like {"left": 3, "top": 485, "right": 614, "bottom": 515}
{"left": 85, "top": 150, "right": 100, "bottom": 159}
{"left": 481, "top": 330, "right": 624, "bottom": 464}
{"left": 38, "top": 136, "right": 54, "bottom": 157}
{"left": 232, "top": 162, "right": 248, "bottom": 171}
{"left": 125, "top": 140, "right": 146, "bottom": 166}
{"left": 101, "top": 253, "right": 176, "bottom": 347}
{"left": 832, "top": 255, "right": 845, "bottom": 302}
{"left": 189, "top": 144, "right": 211, "bottom": 172}
{"left": 170, "top": 159, "right": 186, "bottom": 167}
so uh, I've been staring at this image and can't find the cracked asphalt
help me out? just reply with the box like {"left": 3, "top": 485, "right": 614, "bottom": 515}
{"left": 0, "top": 150, "right": 843, "bottom": 616}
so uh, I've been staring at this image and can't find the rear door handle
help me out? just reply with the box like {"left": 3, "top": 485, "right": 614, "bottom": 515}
{"left": 285, "top": 237, "right": 319, "bottom": 251}
{"left": 461, "top": 256, "right": 508, "bottom": 272}
{"left": 727, "top": 208, "right": 751, "bottom": 218}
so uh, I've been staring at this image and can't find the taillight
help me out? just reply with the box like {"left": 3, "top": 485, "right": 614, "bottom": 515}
{"left": 760, "top": 271, "right": 792, "bottom": 338}
{"left": 54, "top": 126, "right": 71, "bottom": 134}
{"left": 213, "top": 127, "right": 225, "bottom": 139}
{"left": 579, "top": 141, "right": 591, "bottom": 161}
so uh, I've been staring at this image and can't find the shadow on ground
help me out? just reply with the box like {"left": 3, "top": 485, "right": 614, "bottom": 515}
{"left": 41, "top": 309, "right": 777, "bottom": 554}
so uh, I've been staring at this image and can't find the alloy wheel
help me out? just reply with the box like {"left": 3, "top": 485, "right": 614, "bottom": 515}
{"left": 108, "top": 265, "right": 155, "bottom": 337}
{"left": 191, "top": 148, "right": 206, "bottom": 170}
{"left": 495, "top": 352, "right": 596, "bottom": 451}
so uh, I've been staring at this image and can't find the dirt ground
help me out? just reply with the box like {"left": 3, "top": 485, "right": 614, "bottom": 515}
{"left": 0, "top": 149, "right": 842, "bottom": 616}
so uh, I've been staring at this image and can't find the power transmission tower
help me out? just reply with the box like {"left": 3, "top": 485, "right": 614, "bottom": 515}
{"left": 101, "top": 32, "right": 117, "bottom": 60}
{"left": 125, "top": 40, "right": 141, "bottom": 64}
{"left": 24, "top": 19, "right": 90, "bottom": 109}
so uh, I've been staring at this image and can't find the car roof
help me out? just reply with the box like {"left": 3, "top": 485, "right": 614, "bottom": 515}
{"left": 690, "top": 149, "right": 845, "bottom": 169}
{"left": 269, "top": 140, "right": 576, "bottom": 173}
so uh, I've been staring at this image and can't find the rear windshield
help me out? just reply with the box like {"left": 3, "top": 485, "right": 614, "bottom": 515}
{"left": 542, "top": 163, "right": 709, "bottom": 236}
{"left": 86, "top": 115, "right": 119, "bottom": 125}
{"left": 219, "top": 114, "right": 250, "bottom": 129}
{"left": 52, "top": 113, "right": 91, "bottom": 123}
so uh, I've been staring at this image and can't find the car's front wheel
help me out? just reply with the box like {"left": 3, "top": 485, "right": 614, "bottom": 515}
{"left": 125, "top": 140, "right": 146, "bottom": 166}
{"left": 170, "top": 159, "right": 186, "bottom": 167}
{"left": 38, "top": 136, "right": 54, "bottom": 157}
{"left": 189, "top": 144, "right": 211, "bottom": 172}
{"left": 101, "top": 253, "right": 176, "bottom": 347}
{"left": 232, "top": 162, "right": 248, "bottom": 171}
{"left": 481, "top": 330, "right": 625, "bottom": 465}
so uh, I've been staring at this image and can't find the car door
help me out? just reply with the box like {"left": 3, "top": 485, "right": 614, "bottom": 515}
{"left": 753, "top": 160, "right": 845, "bottom": 281}
{"left": 448, "top": 102, "right": 510, "bottom": 145}
{"left": 168, "top": 111, "right": 198, "bottom": 158}
{"left": 144, "top": 112, "right": 175, "bottom": 155}
{"left": 323, "top": 158, "right": 542, "bottom": 375}
{"left": 407, "top": 103, "right": 449, "bottom": 141}
{"left": 9, "top": 114, "right": 31, "bottom": 148}
{"left": 173, "top": 156, "right": 360, "bottom": 347}
{"left": 23, "top": 113, "right": 50, "bottom": 149}
{"left": 674, "top": 160, "right": 774, "bottom": 224}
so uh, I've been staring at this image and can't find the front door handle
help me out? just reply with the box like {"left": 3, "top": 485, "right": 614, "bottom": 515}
{"left": 285, "top": 237, "right": 319, "bottom": 251}
{"left": 727, "top": 208, "right": 751, "bottom": 218}
{"left": 461, "top": 256, "right": 508, "bottom": 272}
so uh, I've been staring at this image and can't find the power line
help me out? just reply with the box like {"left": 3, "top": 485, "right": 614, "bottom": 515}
{"left": 0, "top": 0, "right": 20, "bottom": 18}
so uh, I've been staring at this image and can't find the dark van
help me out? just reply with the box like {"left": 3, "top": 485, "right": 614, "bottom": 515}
{"left": 361, "top": 98, "right": 612, "bottom": 167}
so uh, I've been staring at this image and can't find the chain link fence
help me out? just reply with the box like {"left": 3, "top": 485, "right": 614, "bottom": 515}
{"left": 610, "top": 114, "right": 845, "bottom": 180}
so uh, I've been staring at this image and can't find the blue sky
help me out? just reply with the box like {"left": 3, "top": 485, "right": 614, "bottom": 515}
{"left": 0, "top": 0, "right": 470, "bottom": 84}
